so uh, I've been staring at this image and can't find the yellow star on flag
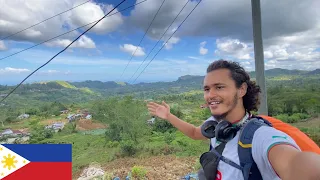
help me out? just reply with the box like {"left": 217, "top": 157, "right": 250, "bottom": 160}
{"left": 0, "top": 145, "right": 30, "bottom": 178}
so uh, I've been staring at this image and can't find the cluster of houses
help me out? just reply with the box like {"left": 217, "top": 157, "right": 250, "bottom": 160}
{"left": 0, "top": 109, "right": 94, "bottom": 143}
{"left": 14, "top": 109, "right": 93, "bottom": 122}
{"left": 45, "top": 110, "right": 93, "bottom": 131}
{"left": 0, "top": 129, "right": 26, "bottom": 136}
{"left": 17, "top": 114, "right": 30, "bottom": 119}
{"left": 45, "top": 122, "right": 65, "bottom": 132}
{"left": 0, "top": 128, "right": 30, "bottom": 144}
{"left": 66, "top": 112, "right": 92, "bottom": 122}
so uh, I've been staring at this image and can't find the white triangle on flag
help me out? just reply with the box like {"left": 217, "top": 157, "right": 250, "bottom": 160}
{"left": 0, "top": 145, "right": 30, "bottom": 179}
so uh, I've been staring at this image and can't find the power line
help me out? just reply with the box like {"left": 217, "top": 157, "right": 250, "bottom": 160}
{"left": 0, "top": 0, "right": 127, "bottom": 103}
{"left": 128, "top": 0, "right": 190, "bottom": 83}
{"left": 0, "top": 0, "right": 91, "bottom": 41}
{"left": 119, "top": 0, "right": 166, "bottom": 80}
{"left": 0, "top": 0, "right": 148, "bottom": 61}
{"left": 132, "top": 0, "right": 202, "bottom": 84}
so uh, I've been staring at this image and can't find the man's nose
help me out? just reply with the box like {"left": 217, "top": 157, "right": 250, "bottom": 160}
{"left": 208, "top": 89, "right": 217, "bottom": 98}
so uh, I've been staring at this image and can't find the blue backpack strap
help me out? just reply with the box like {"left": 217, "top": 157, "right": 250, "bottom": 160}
{"left": 238, "top": 117, "right": 272, "bottom": 180}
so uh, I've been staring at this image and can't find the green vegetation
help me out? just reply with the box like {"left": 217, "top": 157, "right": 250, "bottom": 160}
{"left": 0, "top": 68, "right": 319, "bottom": 178}
{"left": 131, "top": 166, "right": 147, "bottom": 179}
{"left": 55, "top": 81, "right": 77, "bottom": 89}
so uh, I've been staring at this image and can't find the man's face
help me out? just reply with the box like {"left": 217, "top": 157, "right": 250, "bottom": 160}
{"left": 203, "top": 68, "right": 241, "bottom": 120}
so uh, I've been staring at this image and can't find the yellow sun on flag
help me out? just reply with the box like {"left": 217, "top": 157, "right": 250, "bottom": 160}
{"left": 1, "top": 154, "right": 18, "bottom": 170}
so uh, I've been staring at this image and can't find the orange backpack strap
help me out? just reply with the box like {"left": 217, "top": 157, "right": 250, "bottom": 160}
{"left": 259, "top": 115, "right": 320, "bottom": 154}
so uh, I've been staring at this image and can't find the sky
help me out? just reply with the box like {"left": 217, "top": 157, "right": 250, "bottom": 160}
{"left": 0, "top": 0, "right": 319, "bottom": 85}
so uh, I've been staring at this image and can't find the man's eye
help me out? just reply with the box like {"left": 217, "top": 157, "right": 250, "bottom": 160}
{"left": 217, "top": 86, "right": 224, "bottom": 89}
{"left": 204, "top": 88, "right": 209, "bottom": 91}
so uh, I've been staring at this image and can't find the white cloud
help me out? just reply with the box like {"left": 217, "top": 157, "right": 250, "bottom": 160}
{"left": 166, "top": 59, "right": 188, "bottom": 65}
{"left": 263, "top": 26, "right": 320, "bottom": 63}
{"left": 215, "top": 38, "right": 253, "bottom": 60}
{"left": 35, "top": 69, "right": 73, "bottom": 76}
{"left": 128, "top": 0, "right": 320, "bottom": 70}
{"left": 0, "top": 41, "right": 7, "bottom": 51}
{"left": 213, "top": 28, "right": 320, "bottom": 70}
{"left": 164, "top": 37, "right": 180, "bottom": 50}
{"left": 0, "top": 67, "right": 30, "bottom": 74}
{"left": 264, "top": 51, "right": 273, "bottom": 59}
{"left": 18, "top": 48, "right": 144, "bottom": 66}
{"left": 129, "top": 0, "right": 320, "bottom": 42}
{"left": 44, "top": 70, "right": 60, "bottom": 74}
{"left": 45, "top": 35, "right": 96, "bottom": 49}
{"left": 199, "top": 41, "right": 208, "bottom": 55}
{"left": 68, "top": 3, "right": 123, "bottom": 34}
{"left": 0, "top": 0, "right": 123, "bottom": 49}
{"left": 120, "top": 44, "right": 145, "bottom": 57}
{"left": 214, "top": 33, "right": 320, "bottom": 70}
{"left": 188, "top": 56, "right": 201, "bottom": 60}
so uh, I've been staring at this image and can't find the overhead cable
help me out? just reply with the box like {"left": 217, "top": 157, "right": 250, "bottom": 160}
{"left": 128, "top": 0, "right": 190, "bottom": 83}
{"left": 132, "top": 0, "right": 202, "bottom": 84}
{"left": 119, "top": 0, "right": 167, "bottom": 80}
{"left": 0, "top": 0, "right": 91, "bottom": 41}
{"left": 0, "top": 0, "right": 127, "bottom": 103}
{"left": 0, "top": 0, "right": 147, "bottom": 61}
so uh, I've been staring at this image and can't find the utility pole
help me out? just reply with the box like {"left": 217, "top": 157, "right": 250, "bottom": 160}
{"left": 251, "top": 0, "right": 268, "bottom": 115}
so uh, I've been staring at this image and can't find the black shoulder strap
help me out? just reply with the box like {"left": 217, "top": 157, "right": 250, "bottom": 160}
{"left": 216, "top": 141, "right": 226, "bottom": 154}
{"left": 200, "top": 142, "right": 226, "bottom": 180}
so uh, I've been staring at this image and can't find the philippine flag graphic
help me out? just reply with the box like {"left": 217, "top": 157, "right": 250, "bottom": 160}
{"left": 0, "top": 144, "right": 72, "bottom": 180}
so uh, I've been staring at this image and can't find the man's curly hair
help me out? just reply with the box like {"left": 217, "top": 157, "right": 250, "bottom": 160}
{"left": 206, "top": 59, "right": 261, "bottom": 112}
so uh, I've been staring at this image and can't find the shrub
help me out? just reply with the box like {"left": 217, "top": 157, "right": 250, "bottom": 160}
{"left": 106, "top": 141, "right": 119, "bottom": 148}
{"left": 131, "top": 166, "right": 147, "bottom": 179}
{"left": 275, "top": 114, "right": 289, "bottom": 122}
{"left": 120, "top": 139, "right": 137, "bottom": 157}
{"left": 164, "top": 132, "right": 175, "bottom": 145}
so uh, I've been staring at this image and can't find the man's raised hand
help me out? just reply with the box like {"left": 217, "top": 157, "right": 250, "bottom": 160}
{"left": 147, "top": 101, "right": 170, "bottom": 120}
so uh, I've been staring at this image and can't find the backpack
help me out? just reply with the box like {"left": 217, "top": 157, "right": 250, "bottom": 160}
{"left": 258, "top": 115, "right": 320, "bottom": 154}
{"left": 204, "top": 115, "right": 320, "bottom": 180}
{"left": 238, "top": 115, "right": 320, "bottom": 180}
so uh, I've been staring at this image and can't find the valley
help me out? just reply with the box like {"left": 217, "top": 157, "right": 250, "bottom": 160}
{"left": 0, "top": 68, "right": 319, "bottom": 179}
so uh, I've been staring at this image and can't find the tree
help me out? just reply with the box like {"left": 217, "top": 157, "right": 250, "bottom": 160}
{"left": 28, "top": 120, "right": 53, "bottom": 144}
{"left": 92, "top": 96, "right": 150, "bottom": 143}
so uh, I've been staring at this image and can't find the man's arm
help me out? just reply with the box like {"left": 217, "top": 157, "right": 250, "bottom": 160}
{"left": 147, "top": 101, "right": 207, "bottom": 140}
{"left": 167, "top": 113, "right": 207, "bottom": 140}
{"left": 252, "top": 126, "right": 320, "bottom": 180}
{"left": 269, "top": 144, "right": 320, "bottom": 180}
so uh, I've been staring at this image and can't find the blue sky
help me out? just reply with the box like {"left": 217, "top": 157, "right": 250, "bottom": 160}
{"left": 0, "top": 0, "right": 319, "bottom": 85}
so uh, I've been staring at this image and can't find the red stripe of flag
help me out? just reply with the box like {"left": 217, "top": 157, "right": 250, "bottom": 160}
{"left": 4, "top": 162, "right": 72, "bottom": 180}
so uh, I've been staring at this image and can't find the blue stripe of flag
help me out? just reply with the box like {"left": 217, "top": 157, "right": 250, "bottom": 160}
{"left": 2, "top": 144, "right": 72, "bottom": 162}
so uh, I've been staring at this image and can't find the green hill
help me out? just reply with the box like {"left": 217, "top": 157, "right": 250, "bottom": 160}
{"left": 55, "top": 81, "right": 77, "bottom": 89}
{"left": 0, "top": 68, "right": 319, "bottom": 108}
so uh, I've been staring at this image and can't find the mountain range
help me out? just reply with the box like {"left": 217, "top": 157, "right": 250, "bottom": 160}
{"left": 0, "top": 68, "right": 319, "bottom": 106}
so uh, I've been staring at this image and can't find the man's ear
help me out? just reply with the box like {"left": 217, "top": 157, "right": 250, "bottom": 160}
{"left": 238, "top": 82, "right": 248, "bottom": 98}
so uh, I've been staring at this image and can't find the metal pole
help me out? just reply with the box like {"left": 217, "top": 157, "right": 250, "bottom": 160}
{"left": 251, "top": 0, "right": 268, "bottom": 115}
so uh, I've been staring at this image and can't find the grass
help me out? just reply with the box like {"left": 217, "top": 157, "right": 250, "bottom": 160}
{"left": 55, "top": 81, "right": 77, "bottom": 89}
{"left": 0, "top": 116, "right": 36, "bottom": 130}
{"left": 115, "top": 82, "right": 126, "bottom": 86}
{"left": 292, "top": 117, "right": 320, "bottom": 146}
{"left": 0, "top": 115, "right": 68, "bottom": 131}
{"left": 79, "top": 87, "right": 95, "bottom": 94}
